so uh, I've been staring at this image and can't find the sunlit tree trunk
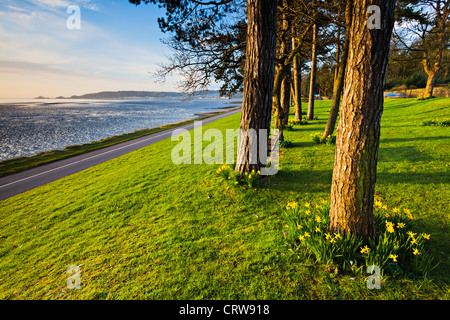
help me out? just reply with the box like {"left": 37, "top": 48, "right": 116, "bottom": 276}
{"left": 292, "top": 51, "right": 302, "bottom": 121}
{"left": 236, "top": 0, "right": 277, "bottom": 174}
{"left": 329, "top": 0, "right": 396, "bottom": 238}
{"left": 307, "top": 20, "right": 318, "bottom": 121}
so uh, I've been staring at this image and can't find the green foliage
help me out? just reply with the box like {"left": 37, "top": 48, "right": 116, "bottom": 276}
{"left": 421, "top": 119, "right": 450, "bottom": 127}
{"left": 279, "top": 140, "right": 294, "bottom": 148}
{"left": 216, "top": 165, "right": 260, "bottom": 188}
{"left": 283, "top": 199, "right": 438, "bottom": 277}
{"left": 310, "top": 132, "right": 336, "bottom": 145}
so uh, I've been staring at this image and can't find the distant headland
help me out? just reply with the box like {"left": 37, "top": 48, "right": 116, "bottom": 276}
{"left": 35, "top": 90, "right": 243, "bottom": 100}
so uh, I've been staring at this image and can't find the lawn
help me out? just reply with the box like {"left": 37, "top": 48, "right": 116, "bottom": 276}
{"left": 0, "top": 98, "right": 448, "bottom": 300}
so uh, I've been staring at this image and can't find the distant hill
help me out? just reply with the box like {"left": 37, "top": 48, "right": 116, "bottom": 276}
{"left": 44, "top": 90, "right": 242, "bottom": 100}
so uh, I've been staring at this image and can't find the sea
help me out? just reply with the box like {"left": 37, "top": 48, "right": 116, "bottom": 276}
{"left": 0, "top": 98, "right": 242, "bottom": 161}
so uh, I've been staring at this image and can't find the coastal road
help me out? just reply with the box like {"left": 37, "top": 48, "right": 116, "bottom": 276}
{"left": 0, "top": 107, "right": 241, "bottom": 201}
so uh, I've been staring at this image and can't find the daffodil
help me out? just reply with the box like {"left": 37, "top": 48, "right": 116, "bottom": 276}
{"left": 298, "top": 235, "right": 305, "bottom": 241}
{"left": 404, "top": 208, "right": 413, "bottom": 219}
{"left": 305, "top": 210, "right": 311, "bottom": 216}
{"left": 375, "top": 200, "right": 383, "bottom": 207}
{"left": 386, "top": 221, "right": 395, "bottom": 233}
{"left": 315, "top": 227, "right": 321, "bottom": 233}
{"left": 392, "top": 207, "right": 400, "bottom": 213}
{"left": 325, "top": 233, "right": 332, "bottom": 240}
{"left": 389, "top": 254, "right": 398, "bottom": 262}
{"left": 334, "top": 233, "right": 342, "bottom": 240}
{"left": 286, "top": 202, "right": 299, "bottom": 210}
{"left": 413, "top": 248, "right": 421, "bottom": 255}
{"left": 304, "top": 203, "right": 311, "bottom": 208}
{"left": 422, "top": 233, "right": 430, "bottom": 240}
{"left": 407, "top": 231, "right": 416, "bottom": 238}
{"left": 315, "top": 215, "right": 322, "bottom": 223}
{"left": 304, "top": 232, "right": 311, "bottom": 238}
{"left": 397, "top": 222, "right": 405, "bottom": 229}
{"left": 360, "top": 245, "right": 370, "bottom": 254}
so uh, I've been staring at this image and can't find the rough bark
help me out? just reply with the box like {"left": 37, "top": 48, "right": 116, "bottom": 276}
{"left": 329, "top": 0, "right": 396, "bottom": 239}
{"left": 235, "top": 0, "right": 277, "bottom": 174}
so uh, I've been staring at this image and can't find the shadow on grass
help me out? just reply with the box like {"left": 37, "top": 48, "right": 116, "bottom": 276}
{"left": 377, "top": 171, "right": 450, "bottom": 185}
{"left": 381, "top": 136, "right": 449, "bottom": 144}
{"left": 378, "top": 146, "right": 436, "bottom": 162}
{"left": 266, "top": 166, "right": 448, "bottom": 195}
{"left": 265, "top": 168, "right": 333, "bottom": 193}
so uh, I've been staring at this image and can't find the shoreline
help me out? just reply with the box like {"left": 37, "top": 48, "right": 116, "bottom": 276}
{"left": 0, "top": 106, "right": 242, "bottom": 178}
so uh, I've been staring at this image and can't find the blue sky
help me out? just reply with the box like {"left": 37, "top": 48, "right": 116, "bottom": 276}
{"left": 0, "top": 0, "right": 188, "bottom": 98}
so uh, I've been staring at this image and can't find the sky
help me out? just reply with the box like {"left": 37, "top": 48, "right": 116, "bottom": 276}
{"left": 0, "top": 0, "right": 190, "bottom": 98}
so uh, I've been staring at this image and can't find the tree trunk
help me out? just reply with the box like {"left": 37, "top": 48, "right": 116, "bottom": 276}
{"left": 281, "top": 71, "right": 291, "bottom": 125}
{"left": 424, "top": 70, "right": 437, "bottom": 98}
{"left": 321, "top": 1, "right": 352, "bottom": 143}
{"left": 292, "top": 52, "right": 302, "bottom": 121}
{"left": 307, "top": 21, "right": 318, "bottom": 121}
{"left": 329, "top": 0, "right": 396, "bottom": 239}
{"left": 281, "top": 13, "right": 292, "bottom": 126}
{"left": 272, "top": 64, "right": 287, "bottom": 141}
{"left": 421, "top": 2, "right": 449, "bottom": 98}
{"left": 236, "top": 0, "right": 277, "bottom": 174}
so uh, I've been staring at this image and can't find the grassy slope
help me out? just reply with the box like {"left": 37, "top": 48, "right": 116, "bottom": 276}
{"left": 0, "top": 98, "right": 448, "bottom": 299}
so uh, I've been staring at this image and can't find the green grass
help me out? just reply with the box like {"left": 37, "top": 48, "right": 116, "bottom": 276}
{"left": 0, "top": 98, "right": 448, "bottom": 299}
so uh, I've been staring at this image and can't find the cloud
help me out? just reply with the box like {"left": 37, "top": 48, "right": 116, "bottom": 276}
{"left": 29, "top": 0, "right": 99, "bottom": 11}
{"left": 0, "top": 60, "right": 93, "bottom": 78}
{"left": 0, "top": 0, "right": 180, "bottom": 98}
{"left": 29, "top": 0, "right": 70, "bottom": 8}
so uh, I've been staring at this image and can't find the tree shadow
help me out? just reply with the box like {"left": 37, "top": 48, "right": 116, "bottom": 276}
{"left": 380, "top": 136, "right": 449, "bottom": 144}
{"left": 264, "top": 168, "right": 333, "bottom": 193}
{"left": 378, "top": 146, "right": 436, "bottom": 162}
{"left": 377, "top": 171, "right": 450, "bottom": 185}
{"left": 265, "top": 166, "right": 449, "bottom": 194}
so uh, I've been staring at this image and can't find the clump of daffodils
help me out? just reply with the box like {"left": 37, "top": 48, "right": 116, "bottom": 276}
{"left": 216, "top": 165, "right": 261, "bottom": 188}
{"left": 283, "top": 199, "right": 436, "bottom": 277}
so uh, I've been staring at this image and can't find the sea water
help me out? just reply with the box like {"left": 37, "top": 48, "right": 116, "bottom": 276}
{"left": 0, "top": 98, "right": 241, "bottom": 161}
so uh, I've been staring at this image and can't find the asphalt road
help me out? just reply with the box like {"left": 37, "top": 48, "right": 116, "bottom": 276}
{"left": 0, "top": 108, "right": 241, "bottom": 201}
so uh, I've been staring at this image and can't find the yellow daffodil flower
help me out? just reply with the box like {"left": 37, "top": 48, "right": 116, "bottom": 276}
{"left": 397, "top": 222, "right": 405, "bottom": 229}
{"left": 360, "top": 245, "right": 370, "bottom": 254}
{"left": 389, "top": 254, "right": 398, "bottom": 262}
